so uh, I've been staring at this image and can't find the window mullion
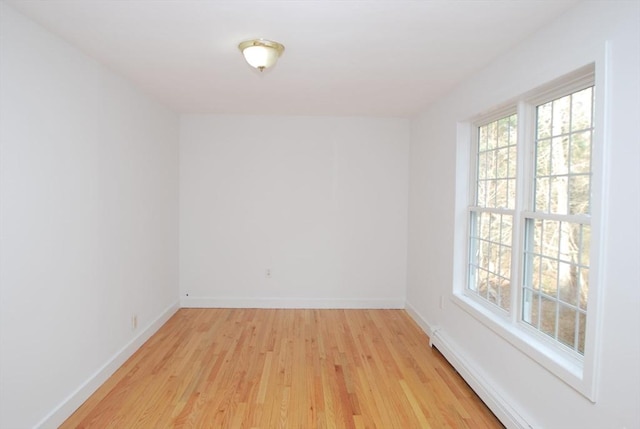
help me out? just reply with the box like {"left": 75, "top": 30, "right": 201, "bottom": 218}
{"left": 512, "top": 101, "right": 535, "bottom": 324}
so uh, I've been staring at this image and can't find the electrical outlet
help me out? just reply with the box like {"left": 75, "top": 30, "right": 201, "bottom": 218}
{"left": 265, "top": 268, "right": 272, "bottom": 279}
{"left": 132, "top": 314, "right": 138, "bottom": 330}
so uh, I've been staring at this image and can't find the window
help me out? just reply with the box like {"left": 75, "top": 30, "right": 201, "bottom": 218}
{"left": 522, "top": 87, "right": 593, "bottom": 355}
{"left": 457, "top": 66, "right": 602, "bottom": 398}
{"left": 468, "top": 114, "right": 518, "bottom": 312}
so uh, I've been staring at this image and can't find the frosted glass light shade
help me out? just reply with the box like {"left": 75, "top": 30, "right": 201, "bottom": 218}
{"left": 239, "top": 39, "right": 285, "bottom": 71}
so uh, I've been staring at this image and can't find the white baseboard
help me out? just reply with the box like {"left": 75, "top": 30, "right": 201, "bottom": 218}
{"left": 35, "top": 302, "right": 180, "bottom": 429}
{"left": 404, "top": 303, "right": 533, "bottom": 429}
{"left": 180, "top": 296, "right": 405, "bottom": 309}
{"left": 404, "top": 302, "right": 435, "bottom": 339}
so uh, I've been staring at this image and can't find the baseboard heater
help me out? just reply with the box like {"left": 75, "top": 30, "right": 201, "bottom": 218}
{"left": 428, "top": 328, "right": 532, "bottom": 429}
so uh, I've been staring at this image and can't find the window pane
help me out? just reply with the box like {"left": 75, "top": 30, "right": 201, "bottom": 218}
{"left": 552, "top": 95, "right": 571, "bottom": 136}
{"left": 558, "top": 222, "right": 579, "bottom": 263}
{"left": 540, "top": 295, "right": 558, "bottom": 338}
{"left": 479, "top": 124, "right": 488, "bottom": 151}
{"left": 497, "top": 117, "right": 511, "bottom": 148}
{"left": 535, "top": 177, "right": 550, "bottom": 212}
{"left": 571, "top": 87, "right": 593, "bottom": 132}
{"left": 487, "top": 121, "right": 497, "bottom": 149}
{"left": 569, "top": 131, "right": 591, "bottom": 174}
{"left": 478, "top": 181, "right": 488, "bottom": 202}
{"left": 477, "top": 151, "right": 487, "bottom": 180}
{"left": 558, "top": 261, "right": 577, "bottom": 303}
{"left": 500, "top": 216, "right": 512, "bottom": 245}
{"left": 508, "top": 145, "right": 517, "bottom": 178}
{"left": 499, "top": 276, "right": 511, "bottom": 311}
{"left": 495, "top": 179, "right": 508, "bottom": 208}
{"left": 569, "top": 175, "right": 590, "bottom": 215}
{"left": 558, "top": 305, "right": 577, "bottom": 349}
{"left": 550, "top": 137, "right": 569, "bottom": 176}
{"left": 507, "top": 179, "right": 516, "bottom": 209}
{"left": 536, "top": 139, "right": 551, "bottom": 177}
{"left": 500, "top": 246, "right": 512, "bottom": 280}
{"left": 481, "top": 269, "right": 490, "bottom": 300}
{"left": 497, "top": 147, "right": 509, "bottom": 177}
{"left": 578, "top": 312, "right": 587, "bottom": 354}
{"left": 487, "top": 180, "right": 496, "bottom": 207}
{"left": 541, "top": 219, "right": 559, "bottom": 258}
{"left": 537, "top": 102, "right": 552, "bottom": 139}
{"left": 487, "top": 273, "right": 498, "bottom": 304}
{"left": 579, "top": 267, "right": 589, "bottom": 311}
{"left": 532, "top": 219, "right": 542, "bottom": 255}
{"left": 550, "top": 176, "right": 569, "bottom": 215}
{"left": 541, "top": 257, "right": 558, "bottom": 297}
{"left": 489, "top": 214, "right": 500, "bottom": 242}
{"left": 486, "top": 150, "right": 496, "bottom": 179}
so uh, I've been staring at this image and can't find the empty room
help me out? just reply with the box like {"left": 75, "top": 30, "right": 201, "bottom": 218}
{"left": 1, "top": 1, "right": 638, "bottom": 428}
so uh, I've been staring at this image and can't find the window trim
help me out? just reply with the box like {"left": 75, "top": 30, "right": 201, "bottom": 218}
{"left": 452, "top": 62, "right": 608, "bottom": 402}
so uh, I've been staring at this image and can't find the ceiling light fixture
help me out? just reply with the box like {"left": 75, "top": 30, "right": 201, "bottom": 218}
{"left": 238, "top": 39, "right": 285, "bottom": 72}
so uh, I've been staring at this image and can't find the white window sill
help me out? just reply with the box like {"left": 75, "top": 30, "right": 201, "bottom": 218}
{"left": 451, "top": 292, "right": 596, "bottom": 402}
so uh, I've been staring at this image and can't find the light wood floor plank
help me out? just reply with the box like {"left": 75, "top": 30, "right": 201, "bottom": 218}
{"left": 61, "top": 308, "right": 503, "bottom": 428}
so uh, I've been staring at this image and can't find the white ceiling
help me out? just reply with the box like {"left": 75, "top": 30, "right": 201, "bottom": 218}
{"left": 6, "top": 0, "right": 580, "bottom": 117}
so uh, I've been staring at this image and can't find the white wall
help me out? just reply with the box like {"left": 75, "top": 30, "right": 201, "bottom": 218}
{"left": 0, "top": 4, "right": 179, "bottom": 428}
{"left": 180, "top": 115, "right": 409, "bottom": 308}
{"left": 4, "top": 0, "right": 637, "bottom": 427}
{"left": 407, "top": 1, "right": 639, "bottom": 428}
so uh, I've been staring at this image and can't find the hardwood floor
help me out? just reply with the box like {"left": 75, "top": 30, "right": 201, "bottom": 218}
{"left": 61, "top": 309, "right": 503, "bottom": 428}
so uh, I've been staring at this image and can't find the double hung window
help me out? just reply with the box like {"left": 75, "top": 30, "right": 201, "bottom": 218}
{"left": 461, "top": 67, "right": 601, "bottom": 397}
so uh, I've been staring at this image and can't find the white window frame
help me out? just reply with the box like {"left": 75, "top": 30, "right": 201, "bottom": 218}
{"left": 451, "top": 63, "right": 608, "bottom": 401}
